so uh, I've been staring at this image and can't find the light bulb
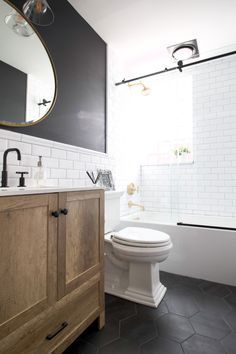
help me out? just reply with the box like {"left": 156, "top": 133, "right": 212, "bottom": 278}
{"left": 23, "top": 0, "right": 54, "bottom": 26}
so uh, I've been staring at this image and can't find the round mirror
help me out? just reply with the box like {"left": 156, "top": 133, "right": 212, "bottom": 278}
{"left": 0, "top": 0, "right": 57, "bottom": 126}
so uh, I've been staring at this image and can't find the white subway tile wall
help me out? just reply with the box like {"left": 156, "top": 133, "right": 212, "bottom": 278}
{"left": 0, "top": 129, "right": 115, "bottom": 188}
{"left": 141, "top": 56, "right": 236, "bottom": 217}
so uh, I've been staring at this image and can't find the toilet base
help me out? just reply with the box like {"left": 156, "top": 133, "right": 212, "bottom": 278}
{"left": 106, "top": 282, "right": 166, "bottom": 308}
{"left": 105, "top": 258, "right": 167, "bottom": 308}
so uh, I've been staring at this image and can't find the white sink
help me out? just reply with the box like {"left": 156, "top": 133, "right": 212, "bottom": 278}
{"left": 0, "top": 186, "right": 102, "bottom": 196}
{"left": 0, "top": 186, "right": 55, "bottom": 192}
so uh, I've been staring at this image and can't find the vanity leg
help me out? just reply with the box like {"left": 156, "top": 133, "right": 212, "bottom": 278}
{"left": 98, "top": 310, "right": 105, "bottom": 329}
{"left": 98, "top": 275, "right": 105, "bottom": 329}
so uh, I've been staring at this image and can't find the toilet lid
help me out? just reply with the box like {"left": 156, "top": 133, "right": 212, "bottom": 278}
{"left": 112, "top": 227, "right": 170, "bottom": 247}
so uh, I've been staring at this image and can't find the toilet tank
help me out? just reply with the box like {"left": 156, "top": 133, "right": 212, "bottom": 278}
{"left": 105, "top": 191, "right": 124, "bottom": 233}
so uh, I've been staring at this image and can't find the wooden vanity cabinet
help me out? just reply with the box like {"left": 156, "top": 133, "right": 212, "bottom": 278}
{"left": 0, "top": 194, "right": 58, "bottom": 339}
{"left": 57, "top": 190, "right": 105, "bottom": 323}
{"left": 0, "top": 189, "right": 104, "bottom": 354}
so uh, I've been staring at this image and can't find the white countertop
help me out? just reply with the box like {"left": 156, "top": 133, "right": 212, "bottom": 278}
{"left": 0, "top": 186, "right": 103, "bottom": 197}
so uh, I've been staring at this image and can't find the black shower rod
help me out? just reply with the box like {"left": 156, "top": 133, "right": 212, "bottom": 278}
{"left": 115, "top": 50, "right": 236, "bottom": 86}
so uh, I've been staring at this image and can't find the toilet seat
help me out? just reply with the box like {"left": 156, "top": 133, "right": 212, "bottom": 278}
{"left": 111, "top": 227, "right": 172, "bottom": 264}
{"left": 112, "top": 227, "right": 171, "bottom": 248}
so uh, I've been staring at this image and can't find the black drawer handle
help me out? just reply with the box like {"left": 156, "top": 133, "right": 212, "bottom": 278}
{"left": 51, "top": 211, "right": 60, "bottom": 218}
{"left": 46, "top": 321, "right": 68, "bottom": 340}
{"left": 60, "top": 208, "right": 68, "bottom": 215}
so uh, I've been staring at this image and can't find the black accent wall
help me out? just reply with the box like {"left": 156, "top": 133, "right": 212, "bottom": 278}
{"left": 3, "top": 0, "right": 107, "bottom": 153}
{"left": 0, "top": 60, "right": 26, "bottom": 122}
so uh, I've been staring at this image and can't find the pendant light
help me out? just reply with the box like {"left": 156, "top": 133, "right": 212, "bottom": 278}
{"left": 22, "top": 0, "right": 54, "bottom": 26}
{"left": 5, "top": 11, "right": 34, "bottom": 37}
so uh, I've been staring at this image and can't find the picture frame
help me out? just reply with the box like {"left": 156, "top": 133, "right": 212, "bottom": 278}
{"left": 97, "top": 169, "right": 115, "bottom": 190}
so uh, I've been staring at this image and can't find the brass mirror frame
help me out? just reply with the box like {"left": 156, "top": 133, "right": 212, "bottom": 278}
{"left": 0, "top": 0, "right": 57, "bottom": 127}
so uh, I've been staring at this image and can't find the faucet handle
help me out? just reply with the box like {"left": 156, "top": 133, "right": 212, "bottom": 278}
{"left": 127, "top": 183, "right": 137, "bottom": 195}
{"left": 16, "top": 171, "right": 28, "bottom": 187}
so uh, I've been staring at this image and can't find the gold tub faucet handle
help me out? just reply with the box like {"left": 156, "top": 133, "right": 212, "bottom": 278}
{"left": 127, "top": 183, "right": 137, "bottom": 195}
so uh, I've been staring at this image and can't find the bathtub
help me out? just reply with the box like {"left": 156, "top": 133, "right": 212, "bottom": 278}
{"left": 119, "top": 211, "right": 236, "bottom": 286}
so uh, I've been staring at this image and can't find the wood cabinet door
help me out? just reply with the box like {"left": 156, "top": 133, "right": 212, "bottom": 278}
{"left": 0, "top": 194, "right": 58, "bottom": 339}
{"left": 58, "top": 190, "right": 104, "bottom": 298}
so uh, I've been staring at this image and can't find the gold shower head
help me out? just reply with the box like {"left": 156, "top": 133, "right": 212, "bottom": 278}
{"left": 128, "top": 81, "right": 151, "bottom": 96}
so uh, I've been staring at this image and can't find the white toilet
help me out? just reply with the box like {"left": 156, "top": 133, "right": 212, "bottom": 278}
{"left": 104, "top": 191, "right": 172, "bottom": 308}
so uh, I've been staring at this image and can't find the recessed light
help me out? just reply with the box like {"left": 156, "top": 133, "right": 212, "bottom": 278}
{"left": 167, "top": 39, "right": 199, "bottom": 62}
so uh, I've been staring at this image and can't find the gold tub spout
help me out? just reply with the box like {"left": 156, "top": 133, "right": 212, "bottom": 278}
{"left": 128, "top": 200, "right": 145, "bottom": 211}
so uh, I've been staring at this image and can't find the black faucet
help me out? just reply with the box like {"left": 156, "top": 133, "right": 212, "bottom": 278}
{"left": 1, "top": 148, "right": 21, "bottom": 187}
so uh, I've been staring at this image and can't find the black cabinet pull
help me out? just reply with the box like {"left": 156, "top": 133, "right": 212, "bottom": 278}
{"left": 51, "top": 211, "right": 60, "bottom": 218}
{"left": 46, "top": 321, "right": 68, "bottom": 340}
{"left": 60, "top": 208, "right": 68, "bottom": 215}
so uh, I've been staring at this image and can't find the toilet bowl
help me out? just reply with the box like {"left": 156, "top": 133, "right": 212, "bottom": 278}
{"left": 105, "top": 227, "right": 172, "bottom": 307}
{"left": 104, "top": 191, "right": 172, "bottom": 308}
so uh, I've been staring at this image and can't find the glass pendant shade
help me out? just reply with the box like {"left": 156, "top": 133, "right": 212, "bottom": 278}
{"left": 23, "top": 0, "right": 54, "bottom": 26}
{"left": 5, "top": 11, "right": 34, "bottom": 37}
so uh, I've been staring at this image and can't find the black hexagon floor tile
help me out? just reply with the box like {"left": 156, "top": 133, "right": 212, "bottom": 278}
{"left": 178, "top": 275, "right": 203, "bottom": 286}
{"left": 165, "top": 289, "right": 199, "bottom": 317}
{"left": 190, "top": 312, "right": 231, "bottom": 340}
{"left": 224, "top": 288, "right": 236, "bottom": 309}
{"left": 228, "top": 285, "right": 236, "bottom": 294}
{"left": 81, "top": 319, "right": 120, "bottom": 348}
{"left": 63, "top": 339, "right": 98, "bottom": 354}
{"left": 105, "top": 296, "right": 136, "bottom": 323}
{"left": 172, "top": 283, "right": 203, "bottom": 296}
{"left": 221, "top": 332, "right": 236, "bottom": 354}
{"left": 64, "top": 279, "right": 236, "bottom": 354}
{"left": 160, "top": 272, "right": 183, "bottom": 288}
{"left": 155, "top": 313, "right": 194, "bottom": 343}
{"left": 194, "top": 293, "right": 231, "bottom": 317}
{"left": 224, "top": 310, "right": 236, "bottom": 331}
{"left": 105, "top": 293, "right": 118, "bottom": 305}
{"left": 182, "top": 334, "right": 227, "bottom": 354}
{"left": 99, "top": 337, "right": 140, "bottom": 354}
{"left": 199, "top": 280, "right": 231, "bottom": 298}
{"left": 141, "top": 337, "right": 183, "bottom": 354}
{"left": 164, "top": 282, "right": 202, "bottom": 301}
{"left": 136, "top": 300, "right": 168, "bottom": 320}
{"left": 120, "top": 315, "right": 157, "bottom": 345}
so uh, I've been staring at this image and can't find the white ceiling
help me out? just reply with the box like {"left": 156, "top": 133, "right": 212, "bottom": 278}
{"left": 68, "top": 0, "right": 236, "bottom": 76}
